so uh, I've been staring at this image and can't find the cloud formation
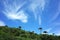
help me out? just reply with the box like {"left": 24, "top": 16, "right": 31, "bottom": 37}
{"left": 28, "top": 0, "right": 48, "bottom": 25}
{"left": 3, "top": 0, "right": 48, "bottom": 24}
{"left": 0, "top": 21, "right": 5, "bottom": 26}
{"left": 29, "top": 0, "right": 46, "bottom": 19}
{"left": 4, "top": 10, "right": 28, "bottom": 23}
{"left": 3, "top": 0, "right": 28, "bottom": 23}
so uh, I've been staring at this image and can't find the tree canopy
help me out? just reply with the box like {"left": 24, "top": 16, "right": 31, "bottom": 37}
{"left": 0, "top": 26, "right": 60, "bottom": 40}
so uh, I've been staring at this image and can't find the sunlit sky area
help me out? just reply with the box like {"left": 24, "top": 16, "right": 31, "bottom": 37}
{"left": 0, "top": 0, "right": 60, "bottom": 35}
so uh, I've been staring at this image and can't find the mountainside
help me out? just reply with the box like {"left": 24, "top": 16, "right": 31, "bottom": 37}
{"left": 0, "top": 26, "right": 60, "bottom": 40}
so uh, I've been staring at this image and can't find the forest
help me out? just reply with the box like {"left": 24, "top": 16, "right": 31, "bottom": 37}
{"left": 0, "top": 25, "right": 60, "bottom": 40}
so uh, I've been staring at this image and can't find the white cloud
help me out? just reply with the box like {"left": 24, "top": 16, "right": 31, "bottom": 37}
{"left": 4, "top": 10, "right": 28, "bottom": 23}
{"left": 28, "top": 0, "right": 48, "bottom": 25}
{"left": 29, "top": 0, "right": 46, "bottom": 11}
{"left": 0, "top": 21, "right": 5, "bottom": 26}
{"left": 3, "top": 0, "right": 28, "bottom": 23}
{"left": 29, "top": 0, "right": 46, "bottom": 20}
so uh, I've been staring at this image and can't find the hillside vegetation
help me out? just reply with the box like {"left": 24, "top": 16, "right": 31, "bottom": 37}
{"left": 0, "top": 26, "right": 60, "bottom": 40}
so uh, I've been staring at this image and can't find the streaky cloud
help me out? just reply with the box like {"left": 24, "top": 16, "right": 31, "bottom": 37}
{"left": 28, "top": 0, "right": 48, "bottom": 25}
{"left": 3, "top": 0, "right": 28, "bottom": 23}
{"left": 29, "top": 0, "right": 46, "bottom": 20}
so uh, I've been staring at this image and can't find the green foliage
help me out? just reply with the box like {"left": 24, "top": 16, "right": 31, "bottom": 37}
{"left": 0, "top": 26, "right": 60, "bottom": 40}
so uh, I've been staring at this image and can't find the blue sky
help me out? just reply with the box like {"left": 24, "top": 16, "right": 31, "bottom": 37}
{"left": 0, "top": 0, "right": 60, "bottom": 35}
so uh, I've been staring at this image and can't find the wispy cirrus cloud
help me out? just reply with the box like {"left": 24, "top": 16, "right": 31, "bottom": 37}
{"left": 29, "top": 0, "right": 46, "bottom": 20}
{"left": 3, "top": 0, "right": 28, "bottom": 23}
{"left": 2, "top": 0, "right": 48, "bottom": 25}
{"left": 29, "top": 0, "right": 46, "bottom": 11}
{"left": 0, "top": 20, "right": 5, "bottom": 26}
{"left": 29, "top": 0, "right": 48, "bottom": 25}
{"left": 4, "top": 10, "right": 28, "bottom": 23}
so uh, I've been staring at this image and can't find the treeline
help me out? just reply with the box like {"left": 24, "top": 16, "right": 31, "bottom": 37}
{"left": 0, "top": 26, "right": 60, "bottom": 40}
